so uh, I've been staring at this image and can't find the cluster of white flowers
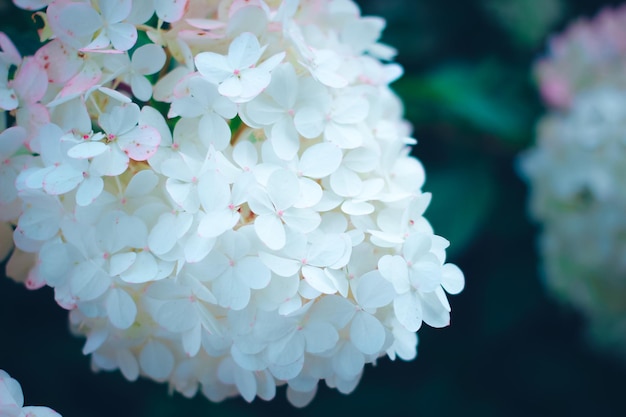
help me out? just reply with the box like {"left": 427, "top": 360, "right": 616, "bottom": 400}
{"left": 0, "top": 0, "right": 464, "bottom": 406}
{"left": 521, "top": 6, "right": 626, "bottom": 358}
{"left": 0, "top": 370, "right": 61, "bottom": 417}
{"left": 534, "top": 4, "right": 626, "bottom": 109}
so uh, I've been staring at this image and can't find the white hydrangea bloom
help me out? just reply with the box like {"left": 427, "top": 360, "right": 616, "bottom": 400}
{"left": 522, "top": 6, "right": 626, "bottom": 358}
{"left": 0, "top": 370, "right": 62, "bottom": 417}
{"left": 1, "top": 0, "right": 464, "bottom": 407}
{"left": 520, "top": 87, "right": 626, "bottom": 357}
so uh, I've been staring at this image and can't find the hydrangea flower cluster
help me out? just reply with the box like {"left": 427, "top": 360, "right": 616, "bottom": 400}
{"left": 534, "top": 4, "right": 626, "bottom": 109}
{"left": 521, "top": 6, "right": 626, "bottom": 358}
{"left": 0, "top": 370, "right": 61, "bottom": 417}
{"left": 0, "top": 0, "right": 464, "bottom": 406}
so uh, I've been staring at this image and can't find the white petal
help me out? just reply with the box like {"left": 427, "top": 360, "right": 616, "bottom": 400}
{"left": 120, "top": 252, "right": 158, "bottom": 283}
{"left": 156, "top": 299, "right": 198, "bottom": 332}
{"left": 139, "top": 341, "right": 174, "bottom": 381}
{"left": 442, "top": 263, "right": 465, "bottom": 295}
{"left": 378, "top": 255, "right": 410, "bottom": 294}
{"left": 393, "top": 292, "right": 422, "bottom": 332}
{"left": 258, "top": 251, "right": 301, "bottom": 277}
{"left": 302, "top": 265, "right": 336, "bottom": 294}
{"left": 332, "top": 342, "right": 364, "bottom": 380}
{"left": 299, "top": 142, "right": 342, "bottom": 178}
{"left": 354, "top": 270, "right": 395, "bottom": 310}
{"left": 67, "top": 141, "right": 108, "bottom": 159}
{"left": 350, "top": 311, "right": 385, "bottom": 355}
{"left": 106, "top": 287, "right": 137, "bottom": 329}
{"left": 254, "top": 215, "right": 285, "bottom": 250}
{"left": 236, "top": 257, "right": 271, "bottom": 289}
{"left": 303, "top": 321, "right": 338, "bottom": 353}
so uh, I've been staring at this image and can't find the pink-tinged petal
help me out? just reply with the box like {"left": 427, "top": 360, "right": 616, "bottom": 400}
{"left": 108, "top": 22, "right": 138, "bottom": 51}
{"left": 302, "top": 265, "right": 336, "bottom": 294}
{"left": 20, "top": 407, "right": 61, "bottom": 417}
{"left": 48, "top": 2, "right": 103, "bottom": 50}
{"left": 42, "top": 165, "right": 83, "bottom": 195}
{"left": 140, "top": 106, "right": 172, "bottom": 145}
{"left": 67, "top": 141, "right": 107, "bottom": 159}
{"left": 106, "top": 287, "right": 137, "bottom": 329}
{"left": 441, "top": 263, "right": 464, "bottom": 294}
{"left": 16, "top": 103, "right": 50, "bottom": 132}
{"left": 5, "top": 249, "right": 36, "bottom": 287}
{"left": 393, "top": 292, "right": 422, "bottom": 332}
{"left": 350, "top": 311, "right": 385, "bottom": 355}
{"left": 286, "top": 387, "right": 316, "bottom": 409}
{"left": 118, "top": 125, "right": 161, "bottom": 161}
{"left": 155, "top": 0, "right": 189, "bottom": 22}
{"left": 132, "top": 44, "right": 166, "bottom": 75}
{"left": 228, "top": 32, "right": 262, "bottom": 69}
{"left": 154, "top": 67, "right": 191, "bottom": 102}
{"left": 299, "top": 142, "right": 342, "bottom": 178}
{"left": 56, "top": 60, "right": 102, "bottom": 101}
{"left": 35, "top": 41, "right": 80, "bottom": 83}
{"left": 255, "top": 214, "right": 285, "bottom": 250}
{"left": 120, "top": 252, "right": 159, "bottom": 283}
{"left": 13, "top": 57, "right": 47, "bottom": 103}
{"left": 139, "top": 340, "right": 174, "bottom": 381}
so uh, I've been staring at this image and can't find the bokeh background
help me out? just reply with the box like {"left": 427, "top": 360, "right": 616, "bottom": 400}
{"left": 1, "top": 0, "right": 625, "bottom": 416}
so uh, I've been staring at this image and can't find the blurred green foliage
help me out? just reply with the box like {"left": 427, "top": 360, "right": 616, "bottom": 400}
{"left": 1, "top": 0, "right": 626, "bottom": 416}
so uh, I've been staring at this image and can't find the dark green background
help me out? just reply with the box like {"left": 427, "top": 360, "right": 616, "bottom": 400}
{"left": 1, "top": 0, "right": 625, "bottom": 416}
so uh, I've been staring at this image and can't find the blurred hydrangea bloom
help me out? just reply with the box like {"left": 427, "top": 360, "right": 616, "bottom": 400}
{"left": 521, "top": 6, "right": 626, "bottom": 358}
{"left": 534, "top": 4, "right": 626, "bottom": 109}
{"left": 0, "top": 0, "right": 464, "bottom": 406}
{"left": 0, "top": 370, "right": 61, "bottom": 417}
